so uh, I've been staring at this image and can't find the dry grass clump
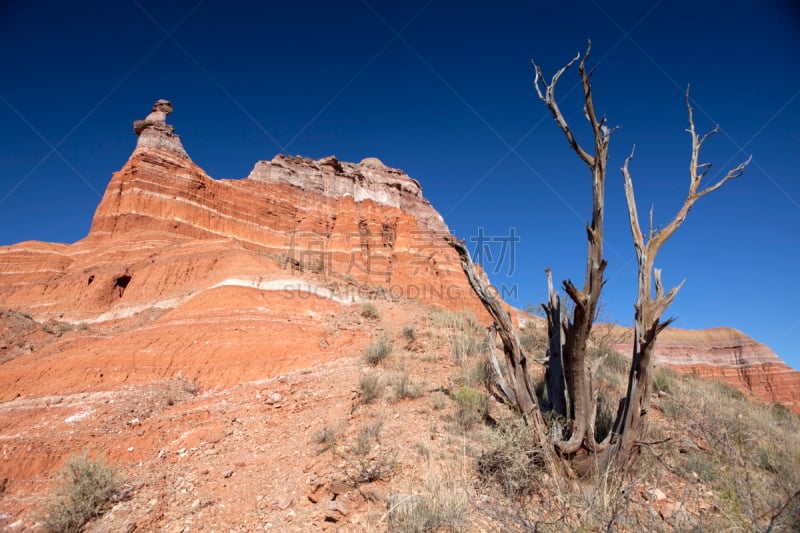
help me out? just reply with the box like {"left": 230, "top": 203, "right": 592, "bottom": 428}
{"left": 387, "top": 471, "right": 466, "bottom": 532}
{"left": 360, "top": 301, "right": 380, "bottom": 319}
{"left": 364, "top": 335, "right": 392, "bottom": 366}
{"left": 478, "top": 417, "right": 545, "bottom": 499}
{"left": 392, "top": 372, "right": 423, "bottom": 400}
{"left": 430, "top": 308, "right": 478, "bottom": 331}
{"left": 429, "top": 309, "right": 482, "bottom": 362}
{"left": 355, "top": 419, "right": 383, "bottom": 456}
{"left": 41, "top": 452, "right": 121, "bottom": 533}
{"left": 359, "top": 373, "right": 384, "bottom": 404}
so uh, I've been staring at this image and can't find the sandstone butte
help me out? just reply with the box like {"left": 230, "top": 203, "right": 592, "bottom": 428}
{"left": 0, "top": 101, "right": 797, "bottom": 502}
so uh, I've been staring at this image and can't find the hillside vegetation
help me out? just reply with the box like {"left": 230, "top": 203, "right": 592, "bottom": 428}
{"left": 5, "top": 304, "right": 798, "bottom": 531}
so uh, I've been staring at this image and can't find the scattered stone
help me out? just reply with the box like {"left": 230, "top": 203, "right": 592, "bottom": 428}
{"left": 265, "top": 392, "right": 283, "bottom": 405}
{"left": 205, "top": 429, "right": 227, "bottom": 444}
{"left": 329, "top": 480, "right": 349, "bottom": 496}
{"left": 363, "top": 489, "right": 382, "bottom": 503}
{"left": 660, "top": 501, "right": 680, "bottom": 519}
{"left": 277, "top": 496, "right": 293, "bottom": 510}
{"left": 307, "top": 480, "right": 325, "bottom": 504}
{"left": 221, "top": 469, "right": 234, "bottom": 479}
{"left": 324, "top": 499, "right": 349, "bottom": 522}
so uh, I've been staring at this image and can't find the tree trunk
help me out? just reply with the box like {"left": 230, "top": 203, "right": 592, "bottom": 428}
{"left": 542, "top": 268, "right": 567, "bottom": 419}
{"left": 532, "top": 41, "right": 609, "bottom": 455}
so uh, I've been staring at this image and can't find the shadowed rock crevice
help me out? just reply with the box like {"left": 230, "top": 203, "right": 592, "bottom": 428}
{"left": 113, "top": 274, "right": 131, "bottom": 298}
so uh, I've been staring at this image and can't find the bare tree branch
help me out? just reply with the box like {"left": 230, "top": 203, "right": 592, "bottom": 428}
{"left": 532, "top": 44, "right": 594, "bottom": 167}
{"left": 608, "top": 86, "right": 750, "bottom": 472}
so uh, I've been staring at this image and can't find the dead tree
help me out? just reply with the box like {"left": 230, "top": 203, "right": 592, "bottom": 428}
{"left": 448, "top": 42, "right": 748, "bottom": 473}
{"left": 606, "top": 89, "right": 750, "bottom": 470}
{"left": 448, "top": 41, "right": 611, "bottom": 455}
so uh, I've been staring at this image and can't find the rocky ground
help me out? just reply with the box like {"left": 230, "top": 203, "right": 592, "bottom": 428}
{"left": 2, "top": 299, "right": 798, "bottom": 531}
{"left": 0, "top": 301, "right": 485, "bottom": 531}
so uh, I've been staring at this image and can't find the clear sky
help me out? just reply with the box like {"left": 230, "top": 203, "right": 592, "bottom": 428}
{"left": 1, "top": 1, "right": 798, "bottom": 369}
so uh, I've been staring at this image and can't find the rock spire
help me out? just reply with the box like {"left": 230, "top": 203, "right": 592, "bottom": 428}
{"left": 132, "top": 99, "right": 189, "bottom": 159}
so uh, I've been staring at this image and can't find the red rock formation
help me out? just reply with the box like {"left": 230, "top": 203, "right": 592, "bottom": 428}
{"left": 0, "top": 100, "right": 484, "bottom": 401}
{"left": 612, "top": 326, "right": 799, "bottom": 412}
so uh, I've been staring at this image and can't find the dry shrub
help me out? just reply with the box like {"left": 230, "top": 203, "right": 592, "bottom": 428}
{"left": 313, "top": 424, "right": 339, "bottom": 453}
{"left": 478, "top": 418, "right": 544, "bottom": 499}
{"left": 42, "top": 452, "right": 121, "bottom": 533}
{"left": 450, "top": 385, "right": 488, "bottom": 430}
{"left": 345, "top": 448, "right": 396, "bottom": 485}
{"left": 360, "top": 302, "right": 379, "bottom": 319}
{"left": 519, "top": 326, "right": 547, "bottom": 357}
{"left": 652, "top": 372, "right": 800, "bottom": 530}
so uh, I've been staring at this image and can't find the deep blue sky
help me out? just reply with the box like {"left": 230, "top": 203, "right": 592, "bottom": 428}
{"left": 1, "top": 1, "right": 798, "bottom": 369}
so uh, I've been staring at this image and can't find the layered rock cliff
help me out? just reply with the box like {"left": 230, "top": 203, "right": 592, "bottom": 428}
{"left": 0, "top": 100, "right": 482, "bottom": 401}
{"left": 624, "top": 327, "right": 798, "bottom": 412}
{"left": 0, "top": 100, "right": 796, "bottom": 410}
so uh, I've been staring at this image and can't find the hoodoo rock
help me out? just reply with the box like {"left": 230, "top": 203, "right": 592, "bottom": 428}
{"left": 132, "top": 99, "right": 188, "bottom": 158}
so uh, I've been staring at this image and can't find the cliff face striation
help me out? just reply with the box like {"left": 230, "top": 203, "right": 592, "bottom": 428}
{"left": 0, "top": 100, "right": 479, "bottom": 401}
{"left": 616, "top": 327, "right": 799, "bottom": 412}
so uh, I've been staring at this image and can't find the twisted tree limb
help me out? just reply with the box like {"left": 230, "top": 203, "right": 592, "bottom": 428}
{"left": 446, "top": 236, "right": 541, "bottom": 421}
